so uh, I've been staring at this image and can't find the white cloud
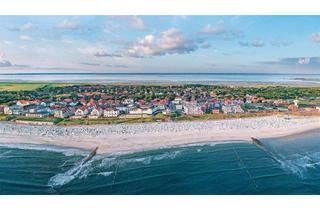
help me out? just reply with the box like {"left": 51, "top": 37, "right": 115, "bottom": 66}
{"left": 270, "top": 40, "right": 293, "bottom": 47}
{"left": 80, "top": 47, "right": 123, "bottom": 58}
{"left": 19, "top": 35, "right": 32, "bottom": 40}
{"left": 3, "top": 40, "right": 11, "bottom": 45}
{"left": 19, "top": 22, "right": 37, "bottom": 31}
{"left": 10, "top": 22, "right": 37, "bottom": 31}
{"left": 239, "top": 40, "right": 264, "bottom": 47}
{"left": 298, "top": 57, "right": 310, "bottom": 65}
{"left": 56, "top": 19, "right": 80, "bottom": 30}
{"left": 127, "top": 28, "right": 198, "bottom": 57}
{"left": 0, "top": 60, "right": 12, "bottom": 67}
{"left": 311, "top": 33, "right": 320, "bottom": 43}
{"left": 127, "top": 16, "right": 145, "bottom": 30}
{"left": 201, "top": 22, "right": 225, "bottom": 35}
{"left": 0, "top": 52, "right": 12, "bottom": 67}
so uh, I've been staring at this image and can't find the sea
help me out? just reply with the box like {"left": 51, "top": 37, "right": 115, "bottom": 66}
{"left": 0, "top": 129, "right": 320, "bottom": 195}
{"left": 0, "top": 72, "right": 320, "bottom": 85}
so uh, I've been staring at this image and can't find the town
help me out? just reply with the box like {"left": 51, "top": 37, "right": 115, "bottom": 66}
{"left": 0, "top": 84, "right": 320, "bottom": 125}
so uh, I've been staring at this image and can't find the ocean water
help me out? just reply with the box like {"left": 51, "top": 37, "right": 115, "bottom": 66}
{"left": 0, "top": 129, "right": 320, "bottom": 195}
{"left": 0, "top": 73, "right": 320, "bottom": 84}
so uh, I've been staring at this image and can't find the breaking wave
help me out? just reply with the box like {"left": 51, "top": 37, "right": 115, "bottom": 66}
{"left": 0, "top": 144, "right": 88, "bottom": 157}
{"left": 48, "top": 159, "right": 96, "bottom": 187}
{"left": 277, "top": 152, "right": 320, "bottom": 179}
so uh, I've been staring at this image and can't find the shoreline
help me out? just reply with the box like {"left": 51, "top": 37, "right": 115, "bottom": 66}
{"left": 0, "top": 115, "right": 319, "bottom": 155}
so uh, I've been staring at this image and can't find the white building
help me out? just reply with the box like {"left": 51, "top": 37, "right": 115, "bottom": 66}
{"left": 89, "top": 108, "right": 103, "bottom": 119}
{"left": 104, "top": 108, "right": 120, "bottom": 118}
{"left": 74, "top": 107, "right": 89, "bottom": 117}
{"left": 54, "top": 108, "right": 74, "bottom": 118}
{"left": 183, "top": 102, "right": 204, "bottom": 115}
{"left": 25, "top": 112, "right": 50, "bottom": 118}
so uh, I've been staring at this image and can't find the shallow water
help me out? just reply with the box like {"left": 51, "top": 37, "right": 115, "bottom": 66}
{"left": 0, "top": 129, "right": 319, "bottom": 194}
{"left": 1, "top": 72, "right": 320, "bottom": 85}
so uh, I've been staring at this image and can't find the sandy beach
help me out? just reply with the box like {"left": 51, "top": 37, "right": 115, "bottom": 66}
{"left": 0, "top": 115, "right": 319, "bottom": 154}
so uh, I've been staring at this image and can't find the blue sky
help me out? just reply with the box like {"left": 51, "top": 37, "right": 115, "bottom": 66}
{"left": 0, "top": 16, "right": 320, "bottom": 73}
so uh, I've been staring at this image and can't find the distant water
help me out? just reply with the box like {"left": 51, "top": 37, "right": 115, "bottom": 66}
{"left": 0, "top": 129, "right": 320, "bottom": 194}
{"left": 1, "top": 73, "right": 320, "bottom": 85}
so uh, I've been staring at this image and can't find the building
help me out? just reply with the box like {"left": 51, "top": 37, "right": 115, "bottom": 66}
{"left": 104, "top": 108, "right": 120, "bottom": 118}
{"left": 74, "top": 107, "right": 89, "bottom": 117}
{"left": 5, "top": 105, "right": 24, "bottom": 115}
{"left": 25, "top": 112, "right": 50, "bottom": 118}
{"left": 16, "top": 100, "right": 32, "bottom": 107}
{"left": 89, "top": 108, "right": 103, "bottom": 119}
{"left": 222, "top": 105, "right": 233, "bottom": 114}
{"left": 222, "top": 105, "right": 244, "bottom": 114}
{"left": 288, "top": 104, "right": 298, "bottom": 112}
{"left": 183, "top": 102, "right": 204, "bottom": 115}
{"left": 54, "top": 108, "right": 74, "bottom": 118}
{"left": 0, "top": 105, "right": 7, "bottom": 114}
{"left": 115, "top": 106, "right": 129, "bottom": 114}
{"left": 212, "top": 109, "right": 220, "bottom": 114}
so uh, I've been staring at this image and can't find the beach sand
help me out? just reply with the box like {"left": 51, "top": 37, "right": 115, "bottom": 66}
{"left": 0, "top": 115, "right": 319, "bottom": 154}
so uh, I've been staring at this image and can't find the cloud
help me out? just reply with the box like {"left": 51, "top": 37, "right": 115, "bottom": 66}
{"left": 80, "top": 62, "right": 101, "bottom": 66}
{"left": 127, "top": 28, "right": 199, "bottom": 57}
{"left": 200, "top": 42, "right": 211, "bottom": 49}
{"left": 80, "top": 62, "right": 128, "bottom": 68}
{"left": 56, "top": 19, "right": 81, "bottom": 30}
{"left": 260, "top": 57, "right": 320, "bottom": 66}
{"left": 0, "top": 52, "right": 29, "bottom": 68}
{"left": 9, "top": 22, "right": 37, "bottom": 31}
{"left": 109, "top": 16, "right": 146, "bottom": 30}
{"left": 19, "top": 35, "right": 32, "bottom": 40}
{"left": 0, "top": 60, "right": 12, "bottom": 67}
{"left": 127, "top": 16, "right": 145, "bottom": 30}
{"left": 270, "top": 40, "right": 293, "bottom": 47}
{"left": 311, "top": 33, "right": 320, "bottom": 43}
{"left": 20, "top": 22, "right": 37, "bottom": 31}
{"left": 199, "top": 21, "right": 242, "bottom": 40}
{"left": 200, "top": 22, "right": 225, "bottom": 35}
{"left": 298, "top": 57, "right": 310, "bottom": 65}
{"left": 80, "top": 47, "right": 123, "bottom": 58}
{"left": 239, "top": 40, "right": 264, "bottom": 47}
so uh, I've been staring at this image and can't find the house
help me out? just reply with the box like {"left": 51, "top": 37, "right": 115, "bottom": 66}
{"left": 222, "top": 105, "right": 233, "bottom": 114}
{"left": 232, "top": 105, "right": 244, "bottom": 113}
{"left": 183, "top": 102, "right": 204, "bottom": 115}
{"left": 212, "top": 109, "right": 220, "bottom": 114}
{"left": 129, "top": 108, "right": 144, "bottom": 115}
{"left": 288, "top": 104, "right": 298, "bottom": 112}
{"left": 89, "top": 108, "right": 103, "bottom": 119}
{"left": 172, "top": 97, "right": 182, "bottom": 105}
{"left": 74, "top": 107, "right": 89, "bottom": 117}
{"left": 0, "top": 105, "right": 8, "bottom": 114}
{"left": 222, "top": 104, "right": 244, "bottom": 114}
{"left": 104, "top": 108, "right": 120, "bottom": 118}
{"left": 5, "top": 105, "right": 24, "bottom": 115}
{"left": 115, "top": 106, "right": 129, "bottom": 114}
{"left": 25, "top": 112, "right": 50, "bottom": 118}
{"left": 16, "top": 100, "right": 32, "bottom": 107}
{"left": 54, "top": 108, "right": 74, "bottom": 118}
{"left": 162, "top": 108, "right": 171, "bottom": 115}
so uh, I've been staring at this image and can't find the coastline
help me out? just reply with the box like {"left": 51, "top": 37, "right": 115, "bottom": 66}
{"left": 0, "top": 115, "right": 319, "bottom": 155}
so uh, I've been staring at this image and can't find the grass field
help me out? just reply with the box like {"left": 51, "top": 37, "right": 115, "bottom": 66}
{"left": 0, "top": 83, "right": 74, "bottom": 91}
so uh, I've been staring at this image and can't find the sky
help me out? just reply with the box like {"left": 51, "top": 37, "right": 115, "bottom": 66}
{"left": 0, "top": 16, "right": 320, "bottom": 74}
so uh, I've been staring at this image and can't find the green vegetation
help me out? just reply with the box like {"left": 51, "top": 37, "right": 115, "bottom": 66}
{"left": 0, "top": 114, "right": 7, "bottom": 121}
{"left": 0, "top": 83, "right": 47, "bottom": 91}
